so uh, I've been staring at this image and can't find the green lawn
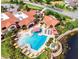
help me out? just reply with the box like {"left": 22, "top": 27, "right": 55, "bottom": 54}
{"left": 55, "top": 3, "right": 65, "bottom": 9}
{"left": 1, "top": 30, "right": 51, "bottom": 59}
{"left": 1, "top": 0, "right": 10, "bottom": 3}
{"left": 56, "top": 19, "right": 78, "bottom": 34}
{"left": 1, "top": 0, "right": 22, "bottom": 4}
{"left": 36, "top": 48, "right": 51, "bottom": 59}
{"left": 1, "top": 33, "right": 29, "bottom": 59}
{"left": 37, "top": 52, "right": 48, "bottom": 59}
{"left": 26, "top": 4, "right": 43, "bottom": 10}
{"left": 44, "top": 9, "right": 78, "bottom": 34}
{"left": 1, "top": 37, "right": 11, "bottom": 58}
{"left": 2, "top": 37, "right": 51, "bottom": 59}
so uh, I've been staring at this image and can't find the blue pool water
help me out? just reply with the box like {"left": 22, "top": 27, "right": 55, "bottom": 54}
{"left": 18, "top": 32, "right": 47, "bottom": 50}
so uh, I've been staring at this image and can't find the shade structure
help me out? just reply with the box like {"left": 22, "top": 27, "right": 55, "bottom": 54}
{"left": 52, "top": 27, "right": 58, "bottom": 35}
{"left": 32, "top": 27, "right": 41, "bottom": 33}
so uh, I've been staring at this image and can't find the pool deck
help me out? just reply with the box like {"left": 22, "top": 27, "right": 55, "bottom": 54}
{"left": 50, "top": 41, "right": 62, "bottom": 57}
{"left": 16, "top": 24, "right": 56, "bottom": 58}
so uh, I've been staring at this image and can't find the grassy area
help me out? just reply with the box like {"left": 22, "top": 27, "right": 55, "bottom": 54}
{"left": 37, "top": 52, "right": 48, "bottom": 59}
{"left": 26, "top": 4, "right": 43, "bottom": 10}
{"left": 45, "top": 9, "right": 70, "bottom": 21}
{"left": 44, "top": 9, "right": 78, "bottom": 34}
{"left": 36, "top": 48, "right": 51, "bottom": 59}
{"left": 17, "top": 3, "right": 43, "bottom": 11}
{"left": 1, "top": 0, "right": 23, "bottom": 4}
{"left": 1, "top": 0, "right": 10, "bottom": 3}
{"left": 2, "top": 38, "right": 51, "bottom": 59}
{"left": 54, "top": 3, "right": 65, "bottom": 9}
{"left": 50, "top": 1, "right": 77, "bottom": 11}
{"left": 1, "top": 30, "right": 29, "bottom": 59}
{"left": 56, "top": 19, "right": 78, "bottom": 34}
{"left": 54, "top": 3, "right": 77, "bottom": 11}
{"left": 1, "top": 37, "right": 11, "bottom": 58}
{"left": 1, "top": 30, "right": 51, "bottom": 59}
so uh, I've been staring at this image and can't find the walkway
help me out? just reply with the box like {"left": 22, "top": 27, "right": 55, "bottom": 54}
{"left": 50, "top": 41, "right": 62, "bottom": 59}
{"left": 51, "top": 41, "right": 62, "bottom": 57}
{"left": 23, "top": 2, "right": 78, "bottom": 19}
{"left": 56, "top": 28, "right": 78, "bottom": 40}
{"left": 50, "top": 28, "right": 78, "bottom": 59}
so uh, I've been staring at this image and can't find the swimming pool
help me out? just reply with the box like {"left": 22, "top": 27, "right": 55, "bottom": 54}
{"left": 18, "top": 32, "right": 47, "bottom": 50}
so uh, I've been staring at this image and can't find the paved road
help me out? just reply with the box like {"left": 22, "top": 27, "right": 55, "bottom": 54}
{"left": 24, "top": 2, "right": 78, "bottom": 19}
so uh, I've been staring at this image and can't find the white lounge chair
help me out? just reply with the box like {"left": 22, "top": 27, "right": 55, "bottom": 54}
{"left": 13, "top": 43, "right": 17, "bottom": 46}
{"left": 28, "top": 53, "right": 34, "bottom": 57}
{"left": 25, "top": 51, "right": 30, "bottom": 55}
{"left": 15, "top": 45, "right": 19, "bottom": 48}
{"left": 22, "top": 48, "right": 27, "bottom": 53}
{"left": 14, "top": 38, "right": 18, "bottom": 41}
{"left": 20, "top": 45, "right": 27, "bottom": 49}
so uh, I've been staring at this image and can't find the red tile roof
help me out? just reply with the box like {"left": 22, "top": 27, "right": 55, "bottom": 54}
{"left": 19, "top": 10, "right": 36, "bottom": 26}
{"left": 1, "top": 10, "right": 60, "bottom": 31}
{"left": 44, "top": 16, "right": 60, "bottom": 27}
{"left": 1, "top": 12, "right": 17, "bottom": 28}
{"left": 1, "top": 21, "right": 11, "bottom": 28}
{"left": 1, "top": 10, "right": 36, "bottom": 28}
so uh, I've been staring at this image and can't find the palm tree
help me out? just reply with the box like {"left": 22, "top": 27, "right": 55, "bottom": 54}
{"left": 24, "top": 5, "right": 31, "bottom": 11}
{"left": 22, "top": 25, "right": 27, "bottom": 30}
{"left": 1, "top": 6, "right": 7, "bottom": 12}
{"left": 15, "top": 22, "right": 20, "bottom": 29}
{"left": 34, "top": 14, "right": 40, "bottom": 22}
{"left": 10, "top": 0, "right": 14, "bottom": 3}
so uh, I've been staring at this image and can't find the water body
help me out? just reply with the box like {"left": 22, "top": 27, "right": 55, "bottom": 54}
{"left": 65, "top": 34, "right": 78, "bottom": 59}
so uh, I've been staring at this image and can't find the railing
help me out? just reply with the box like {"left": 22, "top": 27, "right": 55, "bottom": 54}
{"left": 56, "top": 28, "right": 78, "bottom": 40}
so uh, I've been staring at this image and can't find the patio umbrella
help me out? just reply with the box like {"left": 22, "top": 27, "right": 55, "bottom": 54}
{"left": 52, "top": 28, "right": 58, "bottom": 35}
{"left": 32, "top": 27, "right": 41, "bottom": 33}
